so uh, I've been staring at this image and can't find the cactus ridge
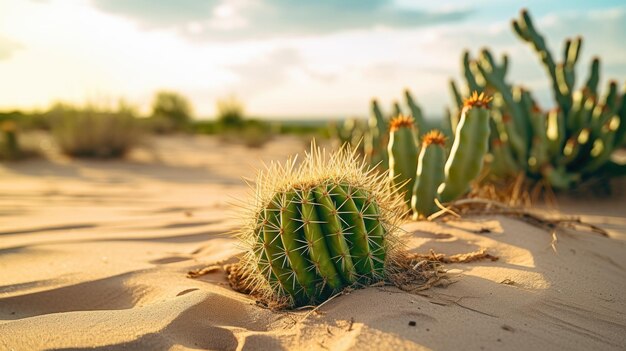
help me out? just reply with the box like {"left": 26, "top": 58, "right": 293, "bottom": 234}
{"left": 238, "top": 143, "right": 405, "bottom": 307}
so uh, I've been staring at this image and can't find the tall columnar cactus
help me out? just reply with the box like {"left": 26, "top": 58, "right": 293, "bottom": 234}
{"left": 411, "top": 131, "right": 446, "bottom": 219}
{"left": 439, "top": 92, "right": 492, "bottom": 202}
{"left": 237, "top": 144, "right": 404, "bottom": 307}
{"left": 388, "top": 115, "right": 419, "bottom": 206}
{"left": 450, "top": 9, "right": 626, "bottom": 189}
{"left": 405, "top": 89, "right": 426, "bottom": 134}
{"left": 387, "top": 93, "right": 492, "bottom": 216}
{"left": 365, "top": 99, "right": 389, "bottom": 170}
{"left": 344, "top": 88, "right": 453, "bottom": 173}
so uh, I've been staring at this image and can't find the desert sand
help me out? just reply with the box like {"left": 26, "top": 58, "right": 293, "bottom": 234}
{"left": 1, "top": 135, "right": 625, "bottom": 351}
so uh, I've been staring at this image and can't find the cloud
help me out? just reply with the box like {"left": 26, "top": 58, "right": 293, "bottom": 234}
{"left": 90, "top": 0, "right": 472, "bottom": 40}
{"left": 225, "top": 47, "right": 302, "bottom": 97}
{"left": 0, "top": 36, "right": 23, "bottom": 60}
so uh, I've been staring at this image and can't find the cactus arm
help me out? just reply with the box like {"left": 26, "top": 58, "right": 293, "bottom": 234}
{"left": 512, "top": 9, "right": 571, "bottom": 114}
{"left": 439, "top": 96, "right": 491, "bottom": 202}
{"left": 330, "top": 184, "right": 373, "bottom": 277}
{"left": 448, "top": 80, "right": 462, "bottom": 134}
{"left": 546, "top": 109, "right": 566, "bottom": 163}
{"left": 579, "top": 96, "right": 596, "bottom": 128}
{"left": 462, "top": 51, "right": 482, "bottom": 92}
{"left": 411, "top": 138, "right": 446, "bottom": 218}
{"left": 501, "top": 115, "right": 527, "bottom": 164}
{"left": 313, "top": 185, "right": 357, "bottom": 284}
{"left": 489, "top": 144, "right": 508, "bottom": 178}
{"left": 584, "top": 58, "right": 601, "bottom": 97}
{"left": 566, "top": 91, "right": 585, "bottom": 134}
{"left": 564, "top": 128, "right": 591, "bottom": 167}
{"left": 589, "top": 82, "right": 618, "bottom": 137}
{"left": 603, "top": 81, "right": 619, "bottom": 113}
{"left": 442, "top": 107, "right": 455, "bottom": 137}
{"left": 300, "top": 189, "right": 344, "bottom": 291}
{"left": 580, "top": 117, "right": 619, "bottom": 174}
{"left": 491, "top": 139, "right": 520, "bottom": 177}
{"left": 449, "top": 80, "right": 463, "bottom": 109}
{"left": 368, "top": 100, "right": 389, "bottom": 170}
{"left": 556, "top": 63, "right": 574, "bottom": 98}
{"left": 405, "top": 89, "right": 426, "bottom": 133}
{"left": 393, "top": 101, "right": 403, "bottom": 117}
{"left": 371, "top": 99, "right": 387, "bottom": 139}
{"left": 614, "top": 83, "right": 626, "bottom": 147}
{"left": 371, "top": 100, "right": 385, "bottom": 130}
{"left": 528, "top": 110, "right": 549, "bottom": 173}
{"left": 475, "top": 52, "right": 528, "bottom": 142}
{"left": 556, "top": 37, "right": 581, "bottom": 98}
{"left": 561, "top": 137, "right": 581, "bottom": 166}
{"left": 352, "top": 188, "right": 386, "bottom": 277}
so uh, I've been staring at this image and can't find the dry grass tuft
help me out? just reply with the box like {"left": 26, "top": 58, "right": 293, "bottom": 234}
{"left": 50, "top": 105, "right": 142, "bottom": 158}
{"left": 410, "top": 249, "right": 499, "bottom": 264}
{"left": 433, "top": 197, "right": 609, "bottom": 237}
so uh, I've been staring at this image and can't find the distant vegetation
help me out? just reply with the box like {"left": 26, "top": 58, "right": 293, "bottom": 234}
{"left": 0, "top": 120, "right": 22, "bottom": 161}
{"left": 148, "top": 91, "right": 194, "bottom": 133}
{"left": 49, "top": 102, "right": 141, "bottom": 158}
{"left": 216, "top": 96, "right": 245, "bottom": 129}
{"left": 212, "top": 96, "right": 272, "bottom": 148}
{"left": 0, "top": 91, "right": 336, "bottom": 161}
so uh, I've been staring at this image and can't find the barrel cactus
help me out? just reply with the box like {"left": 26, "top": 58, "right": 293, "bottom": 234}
{"left": 237, "top": 144, "right": 405, "bottom": 307}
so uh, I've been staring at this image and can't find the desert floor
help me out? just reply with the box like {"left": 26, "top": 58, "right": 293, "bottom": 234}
{"left": 1, "top": 135, "right": 625, "bottom": 351}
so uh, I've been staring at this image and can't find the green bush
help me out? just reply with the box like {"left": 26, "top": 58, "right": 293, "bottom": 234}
{"left": 216, "top": 96, "right": 245, "bottom": 129}
{"left": 50, "top": 105, "right": 141, "bottom": 158}
{"left": 150, "top": 91, "right": 193, "bottom": 132}
{"left": 0, "top": 120, "right": 21, "bottom": 160}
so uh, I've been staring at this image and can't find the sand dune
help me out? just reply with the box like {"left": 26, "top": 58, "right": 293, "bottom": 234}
{"left": 1, "top": 136, "right": 625, "bottom": 350}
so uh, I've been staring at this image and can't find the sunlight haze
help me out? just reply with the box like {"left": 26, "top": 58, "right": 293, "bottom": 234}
{"left": 0, "top": 0, "right": 624, "bottom": 119}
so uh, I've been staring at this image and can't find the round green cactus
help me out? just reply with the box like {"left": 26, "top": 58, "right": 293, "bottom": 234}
{"left": 237, "top": 144, "right": 404, "bottom": 307}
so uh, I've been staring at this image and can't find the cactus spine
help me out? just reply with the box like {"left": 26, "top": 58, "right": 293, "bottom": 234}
{"left": 238, "top": 144, "right": 404, "bottom": 307}
{"left": 411, "top": 131, "right": 446, "bottom": 219}
{"left": 439, "top": 92, "right": 492, "bottom": 202}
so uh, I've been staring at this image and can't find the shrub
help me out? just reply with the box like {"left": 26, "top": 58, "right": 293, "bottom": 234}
{"left": 216, "top": 96, "right": 245, "bottom": 129}
{"left": 150, "top": 91, "right": 193, "bottom": 132}
{"left": 0, "top": 120, "right": 21, "bottom": 160}
{"left": 50, "top": 104, "right": 141, "bottom": 158}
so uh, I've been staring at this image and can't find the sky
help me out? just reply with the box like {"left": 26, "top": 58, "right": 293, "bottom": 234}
{"left": 0, "top": 0, "right": 624, "bottom": 119}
